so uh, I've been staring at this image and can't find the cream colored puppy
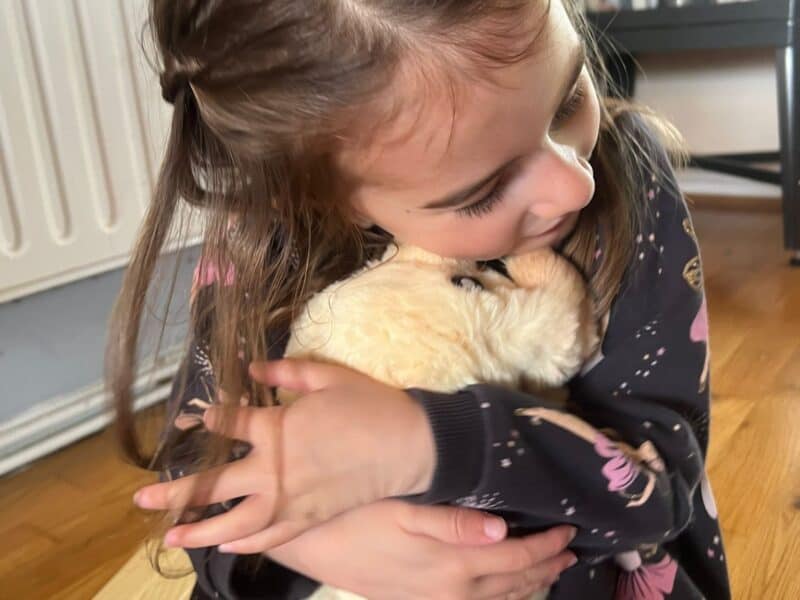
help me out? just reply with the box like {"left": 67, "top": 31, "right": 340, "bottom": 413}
{"left": 284, "top": 244, "right": 597, "bottom": 396}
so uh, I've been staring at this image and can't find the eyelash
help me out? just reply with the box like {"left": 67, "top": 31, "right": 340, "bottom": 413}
{"left": 553, "top": 84, "right": 587, "bottom": 126}
{"left": 456, "top": 178, "right": 508, "bottom": 218}
{"left": 455, "top": 84, "right": 587, "bottom": 219}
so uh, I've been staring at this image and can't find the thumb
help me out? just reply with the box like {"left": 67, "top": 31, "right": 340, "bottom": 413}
{"left": 400, "top": 504, "right": 507, "bottom": 546}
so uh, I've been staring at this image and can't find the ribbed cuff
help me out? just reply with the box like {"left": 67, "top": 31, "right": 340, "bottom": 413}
{"left": 400, "top": 388, "right": 486, "bottom": 504}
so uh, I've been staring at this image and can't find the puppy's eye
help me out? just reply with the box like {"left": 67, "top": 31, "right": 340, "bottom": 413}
{"left": 477, "top": 259, "right": 510, "bottom": 279}
{"left": 451, "top": 275, "right": 484, "bottom": 291}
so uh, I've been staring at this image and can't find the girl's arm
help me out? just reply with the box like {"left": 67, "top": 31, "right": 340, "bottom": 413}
{"left": 404, "top": 154, "right": 713, "bottom": 559}
{"left": 157, "top": 342, "right": 577, "bottom": 599}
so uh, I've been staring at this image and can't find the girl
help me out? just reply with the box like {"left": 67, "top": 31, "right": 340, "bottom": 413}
{"left": 110, "top": 1, "right": 730, "bottom": 598}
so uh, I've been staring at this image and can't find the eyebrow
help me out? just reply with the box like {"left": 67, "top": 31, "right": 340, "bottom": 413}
{"left": 421, "top": 45, "right": 587, "bottom": 211}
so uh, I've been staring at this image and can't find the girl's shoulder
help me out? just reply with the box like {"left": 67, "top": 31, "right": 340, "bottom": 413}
{"left": 604, "top": 121, "right": 705, "bottom": 349}
{"left": 614, "top": 111, "right": 699, "bottom": 288}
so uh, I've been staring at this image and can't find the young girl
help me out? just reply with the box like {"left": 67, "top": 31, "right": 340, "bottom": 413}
{"left": 110, "top": 1, "right": 731, "bottom": 598}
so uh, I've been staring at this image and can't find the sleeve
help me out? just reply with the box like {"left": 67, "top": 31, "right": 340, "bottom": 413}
{"left": 156, "top": 339, "right": 320, "bottom": 600}
{"left": 403, "top": 140, "right": 711, "bottom": 561}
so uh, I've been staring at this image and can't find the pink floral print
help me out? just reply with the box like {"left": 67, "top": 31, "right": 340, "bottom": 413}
{"left": 615, "top": 554, "right": 678, "bottom": 600}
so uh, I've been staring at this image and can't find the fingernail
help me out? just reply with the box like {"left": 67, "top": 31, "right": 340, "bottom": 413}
{"left": 218, "top": 543, "right": 233, "bottom": 553}
{"left": 133, "top": 490, "right": 149, "bottom": 508}
{"left": 567, "top": 527, "right": 578, "bottom": 542}
{"left": 164, "top": 531, "right": 179, "bottom": 548}
{"left": 567, "top": 553, "right": 578, "bottom": 568}
{"left": 484, "top": 517, "right": 506, "bottom": 541}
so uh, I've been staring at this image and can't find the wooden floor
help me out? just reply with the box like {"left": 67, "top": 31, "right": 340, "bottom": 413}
{"left": 696, "top": 197, "right": 800, "bottom": 599}
{"left": 0, "top": 411, "right": 164, "bottom": 600}
{"left": 0, "top": 198, "right": 798, "bottom": 599}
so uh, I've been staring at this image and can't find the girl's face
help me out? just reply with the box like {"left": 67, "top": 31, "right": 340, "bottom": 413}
{"left": 342, "top": 1, "right": 601, "bottom": 260}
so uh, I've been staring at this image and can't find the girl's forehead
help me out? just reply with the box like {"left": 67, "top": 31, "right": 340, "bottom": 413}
{"left": 340, "top": 0, "right": 579, "bottom": 196}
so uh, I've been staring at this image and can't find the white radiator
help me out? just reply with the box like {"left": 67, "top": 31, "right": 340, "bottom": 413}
{"left": 0, "top": 0, "right": 174, "bottom": 303}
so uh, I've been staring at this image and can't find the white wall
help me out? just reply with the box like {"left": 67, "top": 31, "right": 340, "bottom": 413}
{"left": 634, "top": 49, "right": 782, "bottom": 198}
{"left": 0, "top": 248, "right": 199, "bottom": 477}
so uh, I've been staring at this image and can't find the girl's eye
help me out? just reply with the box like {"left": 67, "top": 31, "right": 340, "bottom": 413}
{"left": 553, "top": 84, "right": 587, "bottom": 127}
{"left": 454, "top": 84, "right": 587, "bottom": 220}
{"left": 456, "top": 176, "right": 510, "bottom": 219}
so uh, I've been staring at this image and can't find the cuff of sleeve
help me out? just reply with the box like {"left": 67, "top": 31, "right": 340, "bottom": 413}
{"left": 401, "top": 388, "right": 486, "bottom": 505}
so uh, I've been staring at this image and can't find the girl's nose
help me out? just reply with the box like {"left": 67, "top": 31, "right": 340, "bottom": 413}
{"left": 527, "top": 141, "right": 595, "bottom": 219}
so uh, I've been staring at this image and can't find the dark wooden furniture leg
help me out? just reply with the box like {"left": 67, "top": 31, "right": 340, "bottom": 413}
{"left": 776, "top": 20, "right": 800, "bottom": 263}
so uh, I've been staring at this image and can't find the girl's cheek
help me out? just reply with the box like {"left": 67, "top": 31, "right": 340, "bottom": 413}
{"left": 468, "top": 214, "right": 521, "bottom": 258}
{"left": 427, "top": 219, "right": 514, "bottom": 259}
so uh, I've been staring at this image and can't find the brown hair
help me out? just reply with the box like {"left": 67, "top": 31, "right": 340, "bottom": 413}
{"left": 107, "top": 0, "right": 684, "bottom": 556}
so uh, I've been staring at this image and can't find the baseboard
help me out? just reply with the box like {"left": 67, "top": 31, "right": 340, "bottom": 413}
{"left": 677, "top": 167, "right": 781, "bottom": 199}
{"left": 0, "top": 352, "right": 183, "bottom": 477}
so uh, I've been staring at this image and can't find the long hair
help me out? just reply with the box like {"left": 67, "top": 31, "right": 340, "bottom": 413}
{"left": 106, "top": 0, "right": 684, "bottom": 567}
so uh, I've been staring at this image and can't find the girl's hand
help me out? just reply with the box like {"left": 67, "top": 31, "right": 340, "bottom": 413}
{"left": 261, "top": 500, "right": 577, "bottom": 600}
{"left": 133, "top": 359, "right": 436, "bottom": 550}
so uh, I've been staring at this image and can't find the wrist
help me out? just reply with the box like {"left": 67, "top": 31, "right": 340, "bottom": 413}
{"left": 405, "top": 393, "right": 436, "bottom": 495}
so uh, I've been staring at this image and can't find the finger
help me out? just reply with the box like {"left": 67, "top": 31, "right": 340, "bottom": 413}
{"left": 248, "top": 359, "right": 357, "bottom": 393}
{"left": 487, "top": 586, "right": 541, "bottom": 600}
{"left": 487, "top": 584, "right": 546, "bottom": 600}
{"left": 134, "top": 459, "right": 257, "bottom": 510}
{"left": 203, "top": 404, "right": 284, "bottom": 445}
{"left": 217, "top": 520, "right": 310, "bottom": 554}
{"left": 474, "top": 551, "right": 576, "bottom": 599}
{"left": 164, "top": 494, "right": 277, "bottom": 549}
{"left": 464, "top": 526, "right": 576, "bottom": 577}
{"left": 399, "top": 503, "right": 507, "bottom": 545}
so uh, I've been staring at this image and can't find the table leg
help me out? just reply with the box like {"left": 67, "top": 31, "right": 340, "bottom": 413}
{"left": 776, "top": 40, "right": 800, "bottom": 261}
